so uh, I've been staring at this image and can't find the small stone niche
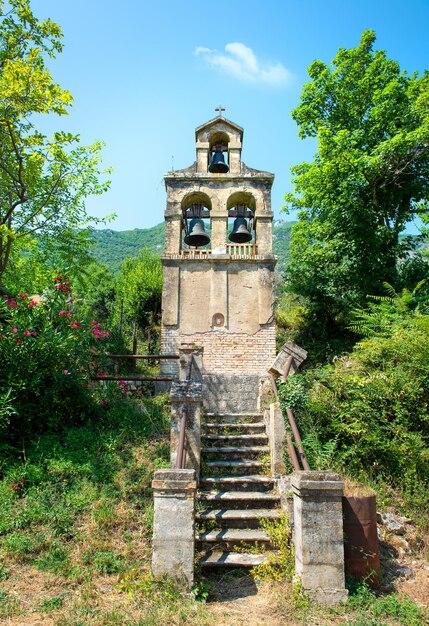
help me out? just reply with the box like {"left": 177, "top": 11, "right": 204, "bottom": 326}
{"left": 212, "top": 313, "right": 225, "bottom": 328}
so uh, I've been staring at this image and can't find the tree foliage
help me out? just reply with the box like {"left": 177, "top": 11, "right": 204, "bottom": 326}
{"left": 284, "top": 30, "right": 429, "bottom": 319}
{"left": 0, "top": 0, "right": 110, "bottom": 285}
{"left": 115, "top": 250, "right": 163, "bottom": 332}
{"left": 279, "top": 298, "right": 429, "bottom": 523}
{"left": 0, "top": 275, "right": 111, "bottom": 439}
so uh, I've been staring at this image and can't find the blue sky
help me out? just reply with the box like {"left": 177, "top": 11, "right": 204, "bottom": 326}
{"left": 32, "top": 0, "right": 429, "bottom": 232}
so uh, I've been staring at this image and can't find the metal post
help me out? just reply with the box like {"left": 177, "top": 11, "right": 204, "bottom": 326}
{"left": 286, "top": 432, "right": 301, "bottom": 472}
{"left": 176, "top": 407, "right": 187, "bottom": 469}
{"left": 285, "top": 408, "right": 311, "bottom": 471}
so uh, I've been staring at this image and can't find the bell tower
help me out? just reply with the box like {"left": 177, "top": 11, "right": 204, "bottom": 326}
{"left": 161, "top": 110, "right": 276, "bottom": 412}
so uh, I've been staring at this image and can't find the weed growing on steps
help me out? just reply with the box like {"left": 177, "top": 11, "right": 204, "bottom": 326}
{"left": 259, "top": 451, "right": 272, "bottom": 475}
{"left": 251, "top": 513, "right": 294, "bottom": 581}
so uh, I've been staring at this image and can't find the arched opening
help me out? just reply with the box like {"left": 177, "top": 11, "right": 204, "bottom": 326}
{"left": 181, "top": 192, "right": 212, "bottom": 250}
{"left": 226, "top": 192, "right": 256, "bottom": 245}
{"left": 208, "top": 131, "right": 230, "bottom": 174}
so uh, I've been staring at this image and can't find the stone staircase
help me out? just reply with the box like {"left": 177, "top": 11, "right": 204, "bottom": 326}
{"left": 196, "top": 413, "right": 282, "bottom": 568}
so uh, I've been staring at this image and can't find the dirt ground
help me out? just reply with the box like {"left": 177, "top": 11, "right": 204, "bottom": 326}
{"left": 2, "top": 513, "right": 429, "bottom": 626}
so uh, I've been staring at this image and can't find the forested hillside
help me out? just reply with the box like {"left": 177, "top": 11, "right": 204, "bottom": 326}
{"left": 90, "top": 223, "right": 165, "bottom": 269}
{"left": 90, "top": 221, "right": 294, "bottom": 270}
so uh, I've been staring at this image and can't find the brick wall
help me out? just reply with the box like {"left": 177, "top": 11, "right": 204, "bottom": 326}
{"left": 160, "top": 323, "right": 276, "bottom": 377}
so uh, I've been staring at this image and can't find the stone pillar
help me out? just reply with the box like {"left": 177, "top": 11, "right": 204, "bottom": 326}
{"left": 210, "top": 216, "right": 227, "bottom": 253}
{"left": 292, "top": 471, "right": 348, "bottom": 605}
{"left": 170, "top": 380, "right": 202, "bottom": 475}
{"left": 152, "top": 469, "right": 196, "bottom": 589}
{"left": 267, "top": 402, "right": 286, "bottom": 476}
{"left": 178, "top": 343, "right": 203, "bottom": 382}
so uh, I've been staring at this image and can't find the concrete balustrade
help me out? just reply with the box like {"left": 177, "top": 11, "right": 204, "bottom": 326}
{"left": 292, "top": 471, "right": 348, "bottom": 605}
{"left": 151, "top": 469, "right": 196, "bottom": 589}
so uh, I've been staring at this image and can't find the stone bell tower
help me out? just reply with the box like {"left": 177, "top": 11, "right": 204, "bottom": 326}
{"left": 161, "top": 110, "right": 276, "bottom": 412}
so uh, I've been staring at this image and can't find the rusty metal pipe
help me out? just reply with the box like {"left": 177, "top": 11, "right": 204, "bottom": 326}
{"left": 286, "top": 432, "right": 301, "bottom": 472}
{"left": 92, "top": 375, "right": 176, "bottom": 382}
{"left": 269, "top": 371, "right": 303, "bottom": 470}
{"left": 269, "top": 373, "right": 279, "bottom": 399}
{"left": 285, "top": 407, "right": 310, "bottom": 471}
{"left": 107, "top": 354, "right": 179, "bottom": 360}
{"left": 176, "top": 407, "right": 187, "bottom": 469}
{"left": 282, "top": 355, "right": 294, "bottom": 379}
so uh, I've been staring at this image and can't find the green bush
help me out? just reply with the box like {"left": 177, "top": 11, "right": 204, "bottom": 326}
{"left": 279, "top": 304, "right": 429, "bottom": 523}
{"left": 0, "top": 274, "right": 111, "bottom": 439}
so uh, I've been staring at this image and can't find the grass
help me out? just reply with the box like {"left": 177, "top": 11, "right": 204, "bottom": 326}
{"left": 0, "top": 392, "right": 428, "bottom": 624}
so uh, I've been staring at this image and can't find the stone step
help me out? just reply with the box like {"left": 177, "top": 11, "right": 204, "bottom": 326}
{"left": 203, "top": 446, "right": 270, "bottom": 462}
{"left": 197, "top": 528, "right": 271, "bottom": 543}
{"left": 202, "top": 434, "right": 269, "bottom": 445}
{"left": 200, "top": 475, "right": 275, "bottom": 492}
{"left": 199, "top": 491, "right": 280, "bottom": 508}
{"left": 203, "top": 460, "right": 267, "bottom": 476}
{"left": 204, "top": 422, "right": 266, "bottom": 434}
{"left": 205, "top": 413, "right": 263, "bottom": 424}
{"left": 203, "top": 446, "right": 269, "bottom": 455}
{"left": 199, "top": 551, "right": 271, "bottom": 568}
{"left": 196, "top": 508, "right": 282, "bottom": 529}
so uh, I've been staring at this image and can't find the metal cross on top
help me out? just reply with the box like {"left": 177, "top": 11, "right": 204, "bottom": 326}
{"left": 215, "top": 104, "right": 225, "bottom": 116}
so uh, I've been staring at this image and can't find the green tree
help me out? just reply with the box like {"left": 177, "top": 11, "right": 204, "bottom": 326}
{"left": 0, "top": 0, "right": 110, "bottom": 286}
{"left": 115, "top": 250, "right": 162, "bottom": 352}
{"left": 74, "top": 261, "right": 116, "bottom": 325}
{"left": 284, "top": 30, "right": 429, "bottom": 321}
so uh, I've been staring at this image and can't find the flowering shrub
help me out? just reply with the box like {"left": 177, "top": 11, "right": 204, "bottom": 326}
{"left": 0, "top": 275, "right": 112, "bottom": 439}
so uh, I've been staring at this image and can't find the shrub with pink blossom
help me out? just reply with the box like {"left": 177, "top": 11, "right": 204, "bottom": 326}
{"left": 0, "top": 275, "right": 112, "bottom": 440}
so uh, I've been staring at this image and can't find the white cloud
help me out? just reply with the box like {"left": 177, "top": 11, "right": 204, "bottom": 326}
{"left": 194, "top": 42, "right": 292, "bottom": 86}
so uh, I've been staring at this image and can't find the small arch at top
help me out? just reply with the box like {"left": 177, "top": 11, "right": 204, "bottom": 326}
{"left": 208, "top": 131, "right": 230, "bottom": 151}
{"left": 226, "top": 191, "right": 256, "bottom": 214}
{"left": 181, "top": 191, "right": 212, "bottom": 212}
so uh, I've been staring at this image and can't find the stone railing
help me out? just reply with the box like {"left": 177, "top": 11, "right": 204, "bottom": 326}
{"left": 226, "top": 243, "right": 258, "bottom": 256}
{"left": 180, "top": 249, "right": 212, "bottom": 259}
{"left": 152, "top": 344, "right": 203, "bottom": 590}
{"left": 176, "top": 244, "right": 259, "bottom": 259}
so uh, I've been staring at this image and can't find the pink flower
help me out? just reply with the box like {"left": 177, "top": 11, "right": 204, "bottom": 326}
{"left": 70, "top": 321, "right": 81, "bottom": 329}
{"left": 98, "top": 369, "right": 104, "bottom": 376}
{"left": 32, "top": 332, "right": 37, "bottom": 337}
{"left": 28, "top": 300, "right": 37, "bottom": 308}
{"left": 63, "top": 369, "right": 70, "bottom": 375}
{"left": 59, "top": 310, "right": 67, "bottom": 316}
{"left": 102, "top": 331, "right": 109, "bottom": 338}
{"left": 12, "top": 328, "right": 18, "bottom": 333}
{"left": 119, "top": 380, "right": 126, "bottom": 388}
{"left": 16, "top": 340, "right": 22, "bottom": 345}
{"left": 18, "top": 293, "right": 28, "bottom": 299}
{"left": 101, "top": 399, "right": 108, "bottom": 405}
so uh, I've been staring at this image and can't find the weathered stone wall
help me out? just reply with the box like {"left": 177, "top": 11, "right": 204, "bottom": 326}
{"left": 160, "top": 115, "right": 276, "bottom": 414}
{"left": 161, "top": 325, "right": 275, "bottom": 376}
{"left": 161, "top": 323, "right": 275, "bottom": 413}
{"left": 152, "top": 469, "right": 196, "bottom": 589}
{"left": 160, "top": 255, "right": 276, "bottom": 413}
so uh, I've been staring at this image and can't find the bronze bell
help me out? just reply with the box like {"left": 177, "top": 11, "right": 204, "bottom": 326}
{"left": 184, "top": 218, "right": 210, "bottom": 247}
{"left": 228, "top": 217, "right": 252, "bottom": 244}
{"left": 209, "top": 146, "right": 229, "bottom": 173}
